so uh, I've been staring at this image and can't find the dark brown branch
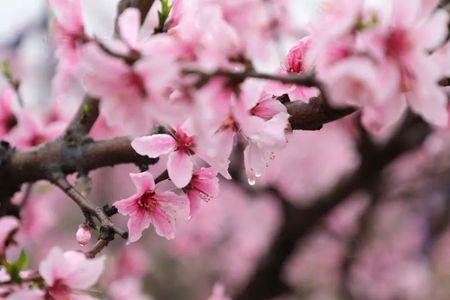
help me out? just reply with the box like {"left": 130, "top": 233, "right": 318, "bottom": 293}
{"left": 0, "top": 97, "right": 353, "bottom": 200}
{"left": 85, "top": 239, "right": 110, "bottom": 259}
{"left": 235, "top": 115, "right": 431, "bottom": 300}
{"left": 183, "top": 68, "right": 319, "bottom": 88}
{"left": 439, "top": 77, "right": 450, "bottom": 87}
{"left": 0, "top": 137, "right": 157, "bottom": 198}
{"left": 286, "top": 96, "right": 356, "bottom": 130}
{"left": 340, "top": 196, "right": 379, "bottom": 300}
{"left": 64, "top": 96, "right": 100, "bottom": 144}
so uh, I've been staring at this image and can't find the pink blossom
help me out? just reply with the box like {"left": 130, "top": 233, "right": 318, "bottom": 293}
{"left": 320, "top": 56, "right": 404, "bottom": 133}
{"left": 132, "top": 124, "right": 223, "bottom": 188}
{"left": 49, "top": 0, "right": 86, "bottom": 98}
{"left": 9, "top": 110, "right": 64, "bottom": 148}
{"left": 168, "top": 1, "right": 241, "bottom": 69}
{"left": 81, "top": 36, "right": 179, "bottom": 134}
{"left": 0, "top": 217, "right": 19, "bottom": 256}
{"left": 378, "top": 0, "right": 450, "bottom": 126}
{"left": 183, "top": 168, "right": 219, "bottom": 218}
{"left": 114, "top": 171, "right": 186, "bottom": 242}
{"left": 75, "top": 224, "right": 91, "bottom": 247}
{"left": 233, "top": 83, "right": 289, "bottom": 183}
{"left": 285, "top": 36, "right": 313, "bottom": 74}
{"left": 266, "top": 36, "right": 319, "bottom": 101}
{"left": 38, "top": 247, "right": 105, "bottom": 300}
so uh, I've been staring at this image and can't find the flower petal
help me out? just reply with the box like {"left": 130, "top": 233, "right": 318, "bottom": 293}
{"left": 167, "top": 151, "right": 194, "bottom": 188}
{"left": 118, "top": 8, "right": 141, "bottom": 48}
{"left": 63, "top": 251, "right": 105, "bottom": 290}
{"left": 131, "top": 134, "right": 176, "bottom": 158}
{"left": 114, "top": 196, "right": 139, "bottom": 216}
{"left": 127, "top": 210, "right": 152, "bottom": 244}
{"left": 130, "top": 171, "right": 155, "bottom": 194}
{"left": 150, "top": 208, "right": 176, "bottom": 240}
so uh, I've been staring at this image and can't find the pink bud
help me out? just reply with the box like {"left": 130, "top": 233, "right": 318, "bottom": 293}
{"left": 76, "top": 224, "right": 91, "bottom": 246}
{"left": 285, "top": 36, "right": 312, "bottom": 74}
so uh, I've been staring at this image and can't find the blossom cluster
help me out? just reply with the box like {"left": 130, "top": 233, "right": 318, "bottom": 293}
{"left": 0, "top": 0, "right": 449, "bottom": 298}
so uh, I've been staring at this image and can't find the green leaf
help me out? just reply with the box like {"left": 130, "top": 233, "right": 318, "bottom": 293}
{"left": 16, "top": 250, "right": 29, "bottom": 271}
{"left": 1, "top": 61, "right": 13, "bottom": 80}
{"left": 155, "top": 0, "right": 172, "bottom": 33}
{"left": 4, "top": 250, "right": 29, "bottom": 283}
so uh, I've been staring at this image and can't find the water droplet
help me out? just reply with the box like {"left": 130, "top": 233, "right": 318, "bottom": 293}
{"left": 248, "top": 178, "right": 256, "bottom": 186}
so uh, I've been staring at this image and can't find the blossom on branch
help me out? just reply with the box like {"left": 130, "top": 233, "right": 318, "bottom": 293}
{"left": 114, "top": 171, "right": 186, "bottom": 242}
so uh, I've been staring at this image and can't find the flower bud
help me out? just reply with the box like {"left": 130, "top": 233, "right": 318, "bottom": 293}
{"left": 285, "top": 36, "right": 312, "bottom": 74}
{"left": 76, "top": 224, "right": 91, "bottom": 247}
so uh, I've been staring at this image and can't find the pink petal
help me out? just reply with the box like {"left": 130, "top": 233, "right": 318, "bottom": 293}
{"left": 187, "top": 190, "right": 202, "bottom": 218}
{"left": 150, "top": 208, "right": 176, "bottom": 240}
{"left": 418, "top": 9, "right": 449, "bottom": 50}
{"left": 127, "top": 210, "right": 152, "bottom": 244}
{"left": 118, "top": 8, "right": 141, "bottom": 48}
{"left": 63, "top": 252, "right": 105, "bottom": 290}
{"left": 131, "top": 134, "right": 176, "bottom": 158}
{"left": 114, "top": 196, "right": 139, "bottom": 216}
{"left": 155, "top": 191, "right": 187, "bottom": 208}
{"left": 167, "top": 151, "right": 194, "bottom": 188}
{"left": 130, "top": 171, "right": 155, "bottom": 194}
{"left": 39, "top": 248, "right": 69, "bottom": 286}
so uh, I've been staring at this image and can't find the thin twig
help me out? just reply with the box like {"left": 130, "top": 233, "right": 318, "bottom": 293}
{"left": 183, "top": 68, "right": 319, "bottom": 87}
{"left": 85, "top": 239, "right": 110, "bottom": 259}
{"left": 49, "top": 174, "right": 127, "bottom": 258}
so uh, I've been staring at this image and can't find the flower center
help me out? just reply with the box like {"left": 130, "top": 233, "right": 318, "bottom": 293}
{"left": 385, "top": 29, "right": 412, "bottom": 59}
{"left": 124, "top": 71, "right": 146, "bottom": 97}
{"left": 138, "top": 190, "right": 159, "bottom": 212}
{"left": 48, "top": 279, "right": 71, "bottom": 298}
{"left": 174, "top": 131, "right": 195, "bottom": 155}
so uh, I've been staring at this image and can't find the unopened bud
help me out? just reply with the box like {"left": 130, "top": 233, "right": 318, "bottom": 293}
{"left": 76, "top": 224, "right": 91, "bottom": 247}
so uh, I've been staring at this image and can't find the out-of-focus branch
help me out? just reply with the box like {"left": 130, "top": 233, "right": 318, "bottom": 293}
{"left": 183, "top": 68, "right": 319, "bottom": 88}
{"left": 235, "top": 115, "right": 431, "bottom": 300}
{"left": 340, "top": 196, "right": 379, "bottom": 300}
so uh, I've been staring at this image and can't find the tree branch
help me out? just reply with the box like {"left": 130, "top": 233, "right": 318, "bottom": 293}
{"left": 286, "top": 96, "right": 356, "bottom": 130}
{"left": 64, "top": 96, "right": 100, "bottom": 144}
{"left": 235, "top": 115, "right": 431, "bottom": 300}
{"left": 183, "top": 68, "right": 319, "bottom": 88}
